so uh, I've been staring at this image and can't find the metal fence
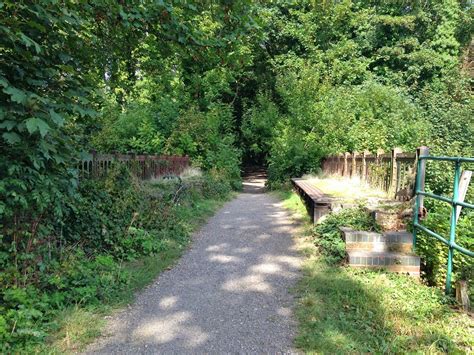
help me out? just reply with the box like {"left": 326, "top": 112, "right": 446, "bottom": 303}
{"left": 322, "top": 147, "right": 420, "bottom": 199}
{"left": 79, "top": 151, "right": 190, "bottom": 180}
{"left": 412, "top": 152, "right": 474, "bottom": 294}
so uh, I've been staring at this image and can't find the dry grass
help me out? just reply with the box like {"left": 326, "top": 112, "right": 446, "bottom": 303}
{"left": 302, "top": 174, "right": 389, "bottom": 200}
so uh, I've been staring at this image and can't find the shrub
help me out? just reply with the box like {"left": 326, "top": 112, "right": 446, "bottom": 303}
{"left": 312, "top": 207, "right": 379, "bottom": 265}
{"left": 416, "top": 201, "right": 474, "bottom": 289}
{"left": 0, "top": 161, "right": 232, "bottom": 352}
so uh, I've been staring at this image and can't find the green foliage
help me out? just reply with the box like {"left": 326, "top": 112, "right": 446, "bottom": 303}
{"left": 267, "top": 81, "right": 430, "bottom": 185}
{"left": 0, "top": 162, "right": 231, "bottom": 352}
{"left": 92, "top": 102, "right": 168, "bottom": 154}
{"left": 249, "top": 0, "right": 472, "bottom": 184}
{"left": 2, "top": 0, "right": 473, "bottom": 350}
{"left": 416, "top": 201, "right": 474, "bottom": 288}
{"left": 313, "top": 207, "right": 379, "bottom": 265}
{"left": 252, "top": 0, "right": 473, "bottom": 291}
{"left": 165, "top": 104, "right": 242, "bottom": 188}
{"left": 0, "top": 2, "right": 93, "bottom": 256}
{"left": 278, "top": 190, "right": 473, "bottom": 353}
{"left": 295, "top": 262, "right": 473, "bottom": 353}
{"left": 241, "top": 92, "right": 280, "bottom": 165}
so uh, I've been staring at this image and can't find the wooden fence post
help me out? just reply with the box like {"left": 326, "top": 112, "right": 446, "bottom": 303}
{"left": 344, "top": 152, "right": 350, "bottom": 177}
{"left": 416, "top": 146, "right": 430, "bottom": 213}
{"left": 362, "top": 150, "right": 369, "bottom": 182}
{"left": 390, "top": 147, "right": 402, "bottom": 196}
{"left": 130, "top": 151, "right": 136, "bottom": 176}
{"left": 337, "top": 154, "right": 343, "bottom": 176}
{"left": 456, "top": 280, "right": 470, "bottom": 312}
{"left": 376, "top": 149, "right": 384, "bottom": 189}
{"left": 352, "top": 151, "right": 358, "bottom": 178}
{"left": 91, "top": 149, "right": 97, "bottom": 178}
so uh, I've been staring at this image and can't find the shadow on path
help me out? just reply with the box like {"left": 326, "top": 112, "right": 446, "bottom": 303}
{"left": 242, "top": 167, "right": 267, "bottom": 194}
{"left": 85, "top": 171, "right": 302, "bottom": 354}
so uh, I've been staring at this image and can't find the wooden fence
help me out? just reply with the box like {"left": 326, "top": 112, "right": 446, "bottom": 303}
{"left": 322, "top": 147, "right": 428, "bottom": 200}
{"left": 79, "top": 151, "right": 190, "bottom": 180}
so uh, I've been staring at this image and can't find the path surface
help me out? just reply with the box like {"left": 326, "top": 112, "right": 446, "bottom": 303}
{"left": 86, "top": 172, "right": 302, "bottom": 354}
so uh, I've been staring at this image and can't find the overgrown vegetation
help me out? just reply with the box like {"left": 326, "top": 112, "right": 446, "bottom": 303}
{"left": 278, "top": 191, "right": 473, "bottom": 353}
{"left": 309, "top": 175, "right": 474, "bottom": 301}
{"left": 1, "top": 0, "right": 473, "bottom": 351}
{"left": 0, "top": 165, "right": 232, "bottom": 352}
{"left": 313, "top": 207, "right": 379, "bottom": 265}
{"left": 250, "top": 1, "right": 473, "bottom": 184}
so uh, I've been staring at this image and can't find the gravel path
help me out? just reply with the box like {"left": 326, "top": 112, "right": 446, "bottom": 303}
{"left": 85, "top": 173, "right": 302, "bottom": 354}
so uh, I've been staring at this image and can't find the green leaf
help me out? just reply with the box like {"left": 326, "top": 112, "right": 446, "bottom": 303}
{"left": 3, "top": 86, "right": 27, "bottom": 104}
{"left": 0, "top": 120, "right": 16, "bottom": 130}
{"left": 25, "top": 117, "right": 50, "bottom": 137}
{"left": 0, "top": 76, "right": 8, "bottom": 88}
{"left": 49, "top": 109, "right": 64, "bottom": 126}
{"left": 2, "top": 132, "right": 21, "bottom": 144}
{"left": 19, "top": 33, "right": 41, "bottom": 54}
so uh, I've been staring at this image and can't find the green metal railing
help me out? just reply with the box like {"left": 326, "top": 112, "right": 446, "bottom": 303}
{"left": 412, "top": 153, "right": 474, "bottom": 294}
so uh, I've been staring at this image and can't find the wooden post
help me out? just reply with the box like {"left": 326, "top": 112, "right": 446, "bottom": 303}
{"left": 362, "top": 150, "right": 369, "bottom": 182}
{"left": 351, "top": 151, "right": 358, "bottom": 178}
{"left": 338, "top": 154, "right": 343, "bottom": 176}
{"left": 344, "top": 152, "right": 350, "bottom": 177}
{"left": 416, "top": 146, "right": 429, "bottom": 213}
{"left": 376, "top": 149, "right": 384, "bottom": 189}
{"left": 456, "top": 280, "right": 470, "bottom": 312}
{"left": 90, "top": 149, "right": 97, "bottom": 178}
{"left": 390, "top": 147, "right": 402, "bottom": 196}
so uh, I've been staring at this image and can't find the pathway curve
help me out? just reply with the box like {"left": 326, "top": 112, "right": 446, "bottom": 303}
{"left": 86, "top": 172, "right": 302, "bottom": 354}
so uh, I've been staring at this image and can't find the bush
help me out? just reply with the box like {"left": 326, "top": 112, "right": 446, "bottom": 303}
{"left": 312, "top": 207, "right": 379, "bottom": 265}
{"left": 266, "top": 80, "right": 430, "bottom": 185}
{"left": 165, "top": 104, "right": 242, "bottom": 189}
{"left": 0, "top": 162, "right": 232, "bottom": 352}
{"left": 416, "top": 201, "right": 474, "bottom": 289}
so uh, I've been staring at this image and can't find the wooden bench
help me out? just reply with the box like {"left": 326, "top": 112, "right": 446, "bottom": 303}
{"left": 291, "top": 178, "right": 333, "bottom": 223}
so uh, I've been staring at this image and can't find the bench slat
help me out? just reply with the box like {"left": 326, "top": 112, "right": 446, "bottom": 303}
{"left": 291, "top": 178, "right": 327, "bottom": 201}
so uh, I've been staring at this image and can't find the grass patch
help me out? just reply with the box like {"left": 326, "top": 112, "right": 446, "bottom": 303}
{"left": 304, "top": 175, "right": 388, "bottom": 200}
{"left": 38, "top": 193, "right": 231, "bottom": 353}
{"left": 277, "top": 190, "right": 474, "bottom": 353}
{"left": 296, "top": 264, "right": 473, "bottom": 353}
{"left": 271, "top": 189, "right": 309, "bottom": 221}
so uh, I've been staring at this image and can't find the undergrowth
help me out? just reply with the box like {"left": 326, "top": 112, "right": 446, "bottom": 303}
{"left": 0, "top": 165, "right": 233, "bottom": 353}
{"left": 277, "top": 189, "right": 474, "bottom": 354}
{"left": 313, "top": 206, "right": 379, "bottom": 265}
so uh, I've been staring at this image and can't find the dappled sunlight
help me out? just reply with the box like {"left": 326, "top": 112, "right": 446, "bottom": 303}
{"left": 159, "top": 296, "right": 178, "bottom": 310}
{"left": 133, "top": 312, "right": 209, "bottom": 348}
{"left": 269, "top": 255, "right": 302, "bottom": 269}
{"left": 277, "top": 307, "right": 292, "bottom": 317}
{"left": 222, "top": 274, "right": 273, "bottom": 293}
{"left": 250, "top": 262, "right": 282, "bottom": 274}
{"left": 87, "top": 174, "right": 303, "bottom": 353}
{"left": 234, "top": 247, "right": 252, "bottom": 254}
{"left": 209, "top": 254, "right": 242, "bottom": 264}
{"left": 257, "top": 233, "right": 271, "bottom": 241}
{"left": 221, "top": 224, "right": 235, "bottom": 229}
{"left": 206, "top": 243, "right": 229, "bottom": 252}
{"left": 239, "top": 225, "right": 260, "bottom": 230}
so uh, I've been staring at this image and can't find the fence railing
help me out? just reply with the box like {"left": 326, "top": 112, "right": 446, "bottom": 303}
{"left": 412, "top": 151, "right": 474, "bottom": 294}
{"left": 322, "top": 147, "right": 419, "bottom": 199}
{"left": 79, "top": 151, "right": 190, "bottom": 180}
